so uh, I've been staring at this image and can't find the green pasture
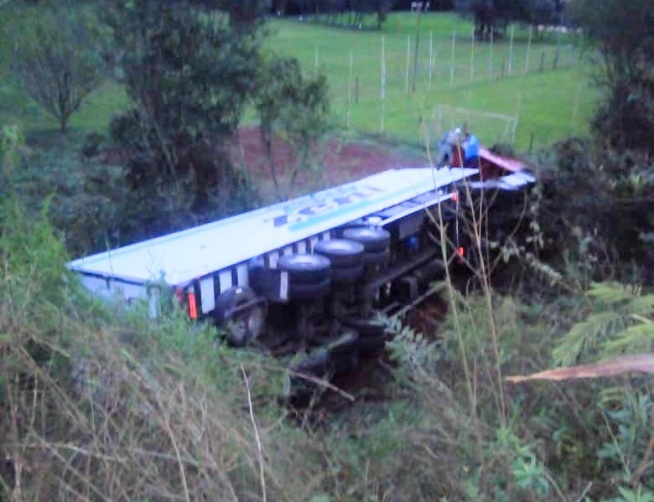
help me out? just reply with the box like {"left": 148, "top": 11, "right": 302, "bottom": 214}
{"left": 0, "top": 10, "right": 597, "bottom": 151}
{"left": 269, "top": 13, "right": 597, "bottom": 150}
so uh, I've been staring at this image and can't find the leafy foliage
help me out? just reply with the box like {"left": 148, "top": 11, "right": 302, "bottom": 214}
{"left": 570, "top": 0, "right": 654, "bottom": 156}
{"left": 255, "top": 55, "right": 330, "bottom": 197}
{"left": 454, "top": 0, "right": 562, "bottom": 39}
{"left": 531, "top": 136, "right": 654, "bottom": 285}
{"left": 7, "top": 4, "right": 108, "bottom": 132}
{"left": 4, "top": 136, "right": 126, "bottom": 256}
{"left": 553, "top": 282, "right": 654, "bottom": 366}
{"left": 215, "top": 0, "right": 271, "bottom": 28}
{"left": 107, "top": 1, "right": 263, "bottom": 214}
{"left": 290, "top": 0, "right": 396, "bottom": 29}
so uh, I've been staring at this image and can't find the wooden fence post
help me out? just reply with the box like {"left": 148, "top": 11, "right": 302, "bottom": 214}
{"left": 450, "top": 30, "right": 456, "bottom": 86}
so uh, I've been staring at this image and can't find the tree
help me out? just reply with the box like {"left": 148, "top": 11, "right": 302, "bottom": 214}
{"left": 255, "top": 56, "right": 330, "bottom": 197}
{"left": 374, "top": 0, "right": 396, "bottom": 29}
{"left": 107, "top": 0, "right": 332, "bottom": 226}
{"left": 9, "top": 6, "right": 108, "bottom": 133}
{"left": 570, "top": 0, "right": 654, "bottom": 155}
{"left": 107, "top": 0, "right": 263, "bottom": 213}
{"left": 216, "top": 0, "right": 271, "bottom": 28}
{"left": 454, "top": 0, "right": 559, "bottom": 39}
{"left": 293, "top": 0, "right": 394, "bottom": 29}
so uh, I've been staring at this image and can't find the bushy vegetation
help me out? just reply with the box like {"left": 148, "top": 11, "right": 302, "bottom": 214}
{"left": 454, "top": 0, "right": 564, "bottom": 39}
{"left": 526, "top": 0, "right": 654, "bottom": 284}
{"left": 569, "top": 0, "right": 654, "bottom": 157}
{"left": 106, "top": 1, "right": 264, "bottom": 214}
{"left": 255, "top": 55, "right": 330, "bottom": 196}
{"left": 2, "top": 191, "right": 653, "bottom": 500}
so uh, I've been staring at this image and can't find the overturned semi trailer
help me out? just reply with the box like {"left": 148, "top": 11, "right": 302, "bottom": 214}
{"left": 68, "top": 162, "right": 534, "bottom": 378}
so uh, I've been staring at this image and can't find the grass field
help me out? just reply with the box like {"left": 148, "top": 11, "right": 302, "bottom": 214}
{"left": 270, "top": 13, "right": 598, "bottom": 150}
{"left": 0, "top": 10, "right": 598, "bottom": 151}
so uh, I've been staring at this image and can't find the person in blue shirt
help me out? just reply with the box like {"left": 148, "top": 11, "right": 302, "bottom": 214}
{"left": 461, "top": 130, "right": 480, "bottom": 167}
{"left": 435, "top": 127, "right": 481, "bottom": 167}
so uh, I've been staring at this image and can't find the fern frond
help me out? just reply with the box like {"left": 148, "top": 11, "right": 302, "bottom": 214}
{"left": 631, "top": 314, "right": 654, "bottom": 325}
{"left": 553, "top": 311, "right": 625, "bottom": 366}
{"left": 587, "top": 282, "right": 634, "bottom": 306}
{"left": 628, "top": 295, "right": 654, "bottom": 317}
{"left": 599, "top": 322, "right": 654, "bottom": 358}
{"left": 598, "top": 385, "right": 629, "bottom": 408}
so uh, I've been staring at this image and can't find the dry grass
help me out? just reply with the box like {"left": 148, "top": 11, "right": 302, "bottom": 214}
{"left": 2, "top": 303, "right": 256, "bottom": 501}
{"left": 0, "top": 287, "right": 348, "bottom": 501}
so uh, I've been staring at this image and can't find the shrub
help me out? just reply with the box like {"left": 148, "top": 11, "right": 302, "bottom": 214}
{"left": 7, "top": 142, "right": 125, "bottom": 256}
{"left": 531, "top": 136, "right": 654, "bottom": 284}
{"left": 80, "top": 131, "right": 106, "bottom": 158}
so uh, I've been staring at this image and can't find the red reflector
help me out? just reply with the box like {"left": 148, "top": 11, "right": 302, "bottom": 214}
{"left": 188, "top": 292, "right": 198, "bottom": 320}
{"left": 458, "top": 246, "right": 465, "bottom": 257}
{"left": 452, "top": 191, "right": 458, "bottom": 202}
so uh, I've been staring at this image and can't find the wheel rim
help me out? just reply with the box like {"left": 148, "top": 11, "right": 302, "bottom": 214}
{"left": 228, "top": 305, "right": 264, "bottom": 346}
{"left": 247, "top": 306, "right": 265, "bottom": 340}
{"left": 228, "top": 317, "right": 248, "bottom": 346}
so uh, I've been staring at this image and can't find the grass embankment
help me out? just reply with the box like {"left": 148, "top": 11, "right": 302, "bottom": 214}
{"left": 0, "top": 198, "right": 319, "bottom": 501}
{"left": 3, "top": 194, "right": 651, "bottom": 501}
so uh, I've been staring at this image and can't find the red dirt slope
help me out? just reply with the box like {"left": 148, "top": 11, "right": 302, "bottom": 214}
{"left": 233, "top": 126, "right": 429, "bottom": 200}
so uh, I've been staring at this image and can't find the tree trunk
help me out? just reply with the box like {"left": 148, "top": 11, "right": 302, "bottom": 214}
{"left": 59, "top": 113, "right": 69, "bottom": 134}
{"left": 261, "top": 126, "right": 280, "bottom": 195}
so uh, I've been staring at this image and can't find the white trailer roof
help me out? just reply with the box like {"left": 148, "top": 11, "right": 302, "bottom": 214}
{"left": 68, "top": 167, "right": 478, "bottom": 286}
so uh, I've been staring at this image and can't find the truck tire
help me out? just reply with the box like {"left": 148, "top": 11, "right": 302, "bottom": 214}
{"left": 363, "top": 248, "right": 391, "bottom": 267}
{"left": 343, "top": 227, "right": 391, "bottom": 253}
{"left": 278, "top": 253, "right": 331, "bottom": 285}
{"left": 314, "top": 239, "right": 365, "bottom": 267}
{"left": 214, "top": 287, "right": 267, "bottom": 347}
{"left": 290, "top": 277, "right": 332, "bottom": 301}
{"left": 331, "top": 263, "right": 364, "bottom": 283}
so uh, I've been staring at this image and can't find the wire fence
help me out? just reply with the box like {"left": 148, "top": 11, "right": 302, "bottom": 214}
{"left": 290, "top": 26, "right": 582, "bottom": 147}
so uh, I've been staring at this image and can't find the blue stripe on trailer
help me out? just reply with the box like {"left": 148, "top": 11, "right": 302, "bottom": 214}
{"left": 288, "top": 182, "right": 431, "bottom": 232}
